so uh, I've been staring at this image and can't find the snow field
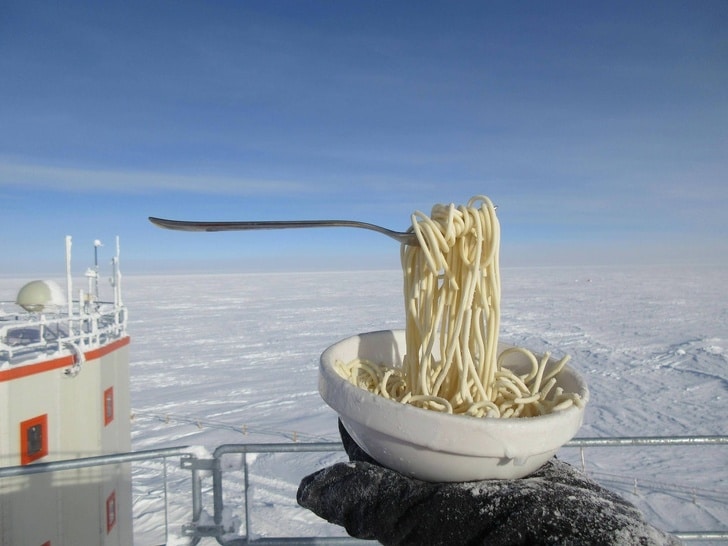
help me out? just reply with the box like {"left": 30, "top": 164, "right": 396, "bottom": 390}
{"left": 2, "top": 265, "right": 726, "bottom": 543}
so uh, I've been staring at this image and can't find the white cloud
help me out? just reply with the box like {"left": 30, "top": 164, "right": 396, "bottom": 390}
{"left": 0, "top": 158, "right": 308, "bottom": 196}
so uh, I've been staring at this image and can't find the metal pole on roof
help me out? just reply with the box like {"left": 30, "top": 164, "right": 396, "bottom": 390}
{"left": 65, "top": 235, "right": 73, "bottom": 321}
{"left": 94, "top": 239, "right": 102, "bottom": 302}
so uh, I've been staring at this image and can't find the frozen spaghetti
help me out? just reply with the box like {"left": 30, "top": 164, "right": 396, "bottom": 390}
{"left": 335, "top": 196, "right": 582, "bottom": 418}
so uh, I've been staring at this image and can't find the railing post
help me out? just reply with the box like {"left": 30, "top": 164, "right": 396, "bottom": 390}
{"left": 189, "top": 455, "right": 202, "bottom": 524}
{"left": 212, "top": 456, "right": 224, "bottom": 528}
{"left": 243, "top": 450, "right": 251, "bottom": 540}
{"left": 187, "top": 453, "right": 203, "bottom": 546}
{"left": 163, "top": 456, "right": 170, "bottom": 543}
{"left": 180, "top": 454, "right": 222, "bottom": 541}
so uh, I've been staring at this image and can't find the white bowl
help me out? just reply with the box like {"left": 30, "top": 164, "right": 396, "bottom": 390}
{"left": 319, "top": 329, "right": 589, "bottom": 482}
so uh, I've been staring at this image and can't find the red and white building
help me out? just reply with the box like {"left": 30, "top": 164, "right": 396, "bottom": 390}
{"left": 0, "top": 237, "right": 131, "bottom": 546}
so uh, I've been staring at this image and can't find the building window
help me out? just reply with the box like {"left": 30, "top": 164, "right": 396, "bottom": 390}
{"left": 104, "top": 387, "right": 114, "bottom": 426}
{"left": 20, "top": 414, "right": 48, "bottom": 465}
{"left": 106, "top": 490, "right": 117, "bottom": 533}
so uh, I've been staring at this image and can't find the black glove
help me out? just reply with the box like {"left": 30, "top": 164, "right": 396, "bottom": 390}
{"left": 297, "top": 420, "right": 681, "bottom": 546}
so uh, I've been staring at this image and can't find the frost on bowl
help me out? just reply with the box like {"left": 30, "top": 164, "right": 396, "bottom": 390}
{"left": 319, "top": 329, "right": 589, "bottom": 482}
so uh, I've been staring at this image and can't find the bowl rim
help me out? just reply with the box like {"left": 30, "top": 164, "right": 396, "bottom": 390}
{"left": 319, "top": 329, "right": 589, "bottom": 458}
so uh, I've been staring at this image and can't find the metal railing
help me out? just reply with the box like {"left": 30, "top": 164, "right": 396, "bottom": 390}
{"left": 0, "top": 300, "right": 127, "bottom": 365}
{"left": 0, "top": 446, "right": 188, "bottom": 545}
{"left": 1, "top": 436, "right": 726, "bottom": 545}
{"left": 185, "top": 435, "right": 728, "bottom": 545}
{"left": 0, "top": 446, "right": 189, "bottom": 479}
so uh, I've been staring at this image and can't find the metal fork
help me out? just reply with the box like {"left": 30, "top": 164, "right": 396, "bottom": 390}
{"left": 148, "top": 217, "right": 420, "bottom": 245}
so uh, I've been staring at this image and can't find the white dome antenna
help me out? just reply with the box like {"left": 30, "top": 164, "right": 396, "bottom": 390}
{"left": 16, "top": 280, "right": 67, "bottom": 313}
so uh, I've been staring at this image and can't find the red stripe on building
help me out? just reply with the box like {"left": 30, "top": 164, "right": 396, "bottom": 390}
{"left": 0, "top": 336, "right": 130, "bottom": 382}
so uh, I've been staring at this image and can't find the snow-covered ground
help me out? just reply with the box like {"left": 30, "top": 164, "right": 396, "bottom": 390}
{"left": 123, "top": 265, "right": 727, "bottom": 545}
{"left": 5, "top": 265, "right": 727, "bottom": 544}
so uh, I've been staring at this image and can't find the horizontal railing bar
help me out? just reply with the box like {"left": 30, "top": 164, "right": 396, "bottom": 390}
{"left": 3, "top": 437, "right": 726, "bottom": 543}
{"left": 566, "top": 435, "right": 728, "bottom": 447}
{"left": 675, "top": 532, "right": 728, "bottom": 541}
{"left": 4, "top": 435, "right": 726, "bottom": 479}
{"left": 0, "top": 445, "right": 190, "bottom": 478}
{"left": 213, "top": 435, "right": 728, "bottom": 457}
{"left": 214, "top": 442, "right": 342, "bottom": 457}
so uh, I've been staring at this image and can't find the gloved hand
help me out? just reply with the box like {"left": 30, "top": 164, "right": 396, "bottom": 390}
{"left": 297, "top": 421, "right": 681, "bottom": 546}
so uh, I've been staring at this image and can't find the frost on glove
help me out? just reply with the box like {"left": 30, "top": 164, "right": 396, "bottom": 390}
{"left": 297, "top": 421, "right": 681, "bottom": 546}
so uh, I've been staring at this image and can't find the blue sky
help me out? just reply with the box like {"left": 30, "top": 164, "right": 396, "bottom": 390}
{"left": 1, "top": 1, "right": 726, "bottom": 275}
